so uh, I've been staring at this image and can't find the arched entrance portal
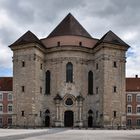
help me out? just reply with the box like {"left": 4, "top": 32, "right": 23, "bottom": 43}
{"left": 45, "top": 109, "right": 50, "bottom": 127}
{"left": 64, "top": 111, "right": 74, "bottom": 127}
{"left": 45, "top": 116, "right": 50, "bottom": 127}
{"left": 88, "top": 116, "right": 93, "bottom": 127}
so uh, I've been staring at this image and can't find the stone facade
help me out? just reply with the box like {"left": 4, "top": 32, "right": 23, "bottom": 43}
{"left": 9, "top": 13, "right": 129, "bottom": 128}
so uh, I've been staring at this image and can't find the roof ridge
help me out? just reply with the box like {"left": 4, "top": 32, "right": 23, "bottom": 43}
{"left": 94, "top": 30, "right": 130, "bottom": 48}
{"left": 9, "top": 30, "right": 43, "bottom": 47}
{"left": 47, "top": 13, "right": 92, "bottom": 38}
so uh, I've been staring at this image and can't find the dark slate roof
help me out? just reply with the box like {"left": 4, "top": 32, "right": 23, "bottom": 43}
{"left": 0, "top": 77, "right": 13, "bottom": 91}
{"left": 9, "top": 30, "right": 43, "bottom": 47}
{"left": 47, "top": 13, "right": 92, "bottom": 38}
{"left": 95, "top": 30, "right": 130, "bottom": 48}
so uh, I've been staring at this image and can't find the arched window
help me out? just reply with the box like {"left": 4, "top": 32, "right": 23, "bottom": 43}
{"left": 45, "top": 70, "right": 51, "bottom": 94}
{"left": 66, "top": 62, "right": 73, "bottom": 83}
{"left": 88, "top": 71, "right": 93, "bottom": 95}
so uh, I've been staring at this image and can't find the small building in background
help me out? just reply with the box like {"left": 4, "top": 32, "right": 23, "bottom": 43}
{"left": 126, "top": 75, "right": 140, "bottom": 128}
{"left": 0, "top": 77, "right": 13, "bottom": 127}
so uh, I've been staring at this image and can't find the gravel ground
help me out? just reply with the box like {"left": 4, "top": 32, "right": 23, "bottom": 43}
{"left": 0, "top": 128, "right": 140, "bottom": 140}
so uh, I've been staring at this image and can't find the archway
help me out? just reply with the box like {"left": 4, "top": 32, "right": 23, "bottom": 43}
{"left": 64, "top": 111, "right": 73, "bottom": 127}
{"left": 45, "top": 109, "right": 50, "bottom": 127}
{"left": 88, "top": 116, "right": 93, "bottom": 127}
{"left": 45, "top": 116, "right": 50, "bottom": 127}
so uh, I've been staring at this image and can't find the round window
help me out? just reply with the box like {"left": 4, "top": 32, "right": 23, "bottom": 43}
{"left": 65, "top": 98, "right": 73, "bottom": 106}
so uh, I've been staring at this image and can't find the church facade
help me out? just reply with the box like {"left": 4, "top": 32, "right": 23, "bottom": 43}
{"left": 9, "top": 13, "right": 129, "bottom": 128}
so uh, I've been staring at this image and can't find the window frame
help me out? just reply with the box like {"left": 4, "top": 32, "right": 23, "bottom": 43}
{"left": 22, "top": 61, "right": 25, "bottom": 67}
{"left": 8, "top": 104, "right": 13, "bottom": 112}
{"left": 66, "top": 62, "right": 73, "bottom": 83}
{"left": 127, "top": 119, "right": 132, "bottom": 126}
{"left": 127, "top": 94, "right": 132, "bottom": 102}
{"left": 0, "top": 104, "right": 3, "bottom": 112}
{"left": 7, "top": 117, "right": 12, "bottom": 125}
{"left": 127, "top": 105, "right": 132, "bottom": 114}
{"left": 137, "top": 119, "right": 140, "bottom": 126}
{"left": 88, "top": 71, "right": 93, "bottom": 95}
{"left": 45, "top": 70, "right": 51, "bottom": 95}
{"left": 8, "top": 93, "right": 13, "bottom": 101}
{"left": 0, "top": 93, "right": 3, "bottom": 101}
{"left": 136, "top": 105, "right": 140, "bottom": 114}
{"left": 136, "top": 94, "right": 140, "bottom": 102}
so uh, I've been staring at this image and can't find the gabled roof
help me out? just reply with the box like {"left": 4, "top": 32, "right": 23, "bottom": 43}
{"left": 95, "top": 30, "right": 130, "bottom": 48}
{"left": 47, "top": 13, "right": 92, "bottom": 38}
{"left": 0, "top": 77, "right": 13, "bottom": 91}
{"left": 9, "top": 30, "right": 43, "bottom": 47}
{"left": 126, "top": 77, "right": 140, "bottom": 92}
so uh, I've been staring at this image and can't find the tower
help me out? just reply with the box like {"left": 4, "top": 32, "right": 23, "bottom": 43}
{"left": 9, "top": 31, "right": 45, "bottom": 127}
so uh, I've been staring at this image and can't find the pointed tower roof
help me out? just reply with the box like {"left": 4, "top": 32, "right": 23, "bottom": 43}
{"left": 95, "top": 30, "right": 130, "bottom": 48}
{"left": 9, "top": 30, "right": 43, "bottom": 47}
{"left": 47, "top": 13, "right": 92, "bottom": 38}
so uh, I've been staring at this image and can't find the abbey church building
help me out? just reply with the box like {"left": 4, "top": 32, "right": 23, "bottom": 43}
{"left": 9, "top": 13, "right": 130, "bottom": 128}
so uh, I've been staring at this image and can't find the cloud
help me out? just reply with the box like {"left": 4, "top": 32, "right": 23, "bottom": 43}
{"left": 0, "top": 0, "right": 140, "bottom": 77}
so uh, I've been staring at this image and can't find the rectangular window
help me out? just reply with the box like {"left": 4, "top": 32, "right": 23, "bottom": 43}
{"left": 57, "top": 41, "right": 60, "bottom": 46}
{"left": 96, "top": 63, "right": 98, "bottom": 70}
{"left": 137, "top": 119, "right": 140, "bottom": 126}
{"left": 113, "top": 86, "right": 117, "bottom": 93}
{"left": 127, "top": 119, "right": 131, "bottom": 126}
{"left": 22, "top": 86, "right": 25, "bottom": 92}
{"left": 96, "top": 87, "right": 99, "bottom": 94}
{"left": 137, "top": 107, "right": 140, "bottom": 113}
{"left": 40, "top": 63, "right": 43, "bottom": 70}
{"left": 8, "top": 105, "right": 13, "bottom": 112}
{"left": 40, "top": 87, "right": 42, "bottom": 94}
{"left": 0, "top": 93, "right": 3, "bottom": 101}
{"left": 113, "top": 111, "right": 117, "bottom": 118}
{"left": 0, "top": 105, "right": 3, "bottom": 112}
{"left": 127, "top": 95, "right": 132, "bottom": 102}
{"left": 0, "top": 118, "right": 2, "bottom": 126}
{"left": 8, "top": 93, "right": 13, "bottom": 101}
{"left": 79, "top": 42, "right": 82, "bottom": 46}
{"left": 21, "top": 111, "right": 24, "bottom": 117}
{"left": 113, "top": 61, "right": 117, "bottom": 68}
{"left": 127, "top": 106, "right": 132, "bottom": 113}
{"left": 8, "top": 118, "right": 12, "bottom": 125}
{"left": 136, "top": 95, "right": 140, "bottom": 102}
{"left": 22, "top": 61, "right": 25, "bottom": 67}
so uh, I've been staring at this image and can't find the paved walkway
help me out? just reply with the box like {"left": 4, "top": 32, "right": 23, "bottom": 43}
{"left": 0, "top": 128, "right": 140, "bottom": 140}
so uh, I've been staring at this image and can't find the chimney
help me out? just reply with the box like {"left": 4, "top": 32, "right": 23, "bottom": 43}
{"left": 135, "top": 75, "right": 138, "bottom": 78}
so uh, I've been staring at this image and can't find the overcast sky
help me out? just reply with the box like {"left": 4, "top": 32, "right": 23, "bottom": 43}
{"left": 0, "top": 0, "right": 140, "bottom": 77}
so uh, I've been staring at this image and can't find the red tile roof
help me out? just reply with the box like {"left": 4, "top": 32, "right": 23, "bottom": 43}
{"left": 126, "top": 77, "right": 140, "bottom": 92}
{"left": 0, "top": 77, "right": 13, "bottom": 91}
